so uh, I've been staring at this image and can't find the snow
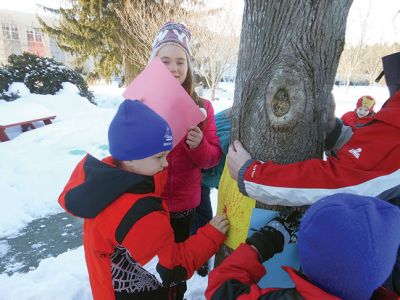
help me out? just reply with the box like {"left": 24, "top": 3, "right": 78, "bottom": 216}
{"left": 0, "top": 248, "right": 92, "bottom": 300}
{"left": 0, "top": 101, "right": 55, "bottom": 125}
{"left": 0, "top": 81, "right": 389, "bottom": 299}
{"left": 6, "top": 82, "right": 31, "bottom": 97}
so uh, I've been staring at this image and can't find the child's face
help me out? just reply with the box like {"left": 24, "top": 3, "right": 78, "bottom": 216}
{"left": 356, "top": 106, "right": 370, "bottom": 118}
{"left": 121, "top": 151, "right": 170, "bottom": 176}
{"left": 157, "top": 44, "right": 188, "bottom": 85}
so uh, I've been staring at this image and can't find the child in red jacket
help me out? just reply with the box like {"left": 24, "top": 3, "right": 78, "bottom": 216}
{"left": 341, "top": 95, "right": 376, "bottom": 130}
{"left": 58, "top": 100, "right": 229, "bottom": 300}
{"left": 206, "top": 193, "right": 400, "bottom": 300}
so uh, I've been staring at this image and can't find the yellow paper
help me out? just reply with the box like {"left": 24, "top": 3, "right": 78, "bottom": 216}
{"left": 217, "top": 162, "right": 256, "bottom": 249}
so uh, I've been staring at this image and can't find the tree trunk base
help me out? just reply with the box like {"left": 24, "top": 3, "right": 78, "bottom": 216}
{"left": 214, "top": 244, "right": 234, "bottom": 268}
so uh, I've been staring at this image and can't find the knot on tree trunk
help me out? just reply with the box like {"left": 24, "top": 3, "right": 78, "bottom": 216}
{"left": 265, "top": 69, "right": 305, "bottom": 130}
{"left": 272, "top": 88, "right": 290, "bottom": 116}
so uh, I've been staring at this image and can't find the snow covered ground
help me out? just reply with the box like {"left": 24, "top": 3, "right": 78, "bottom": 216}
{"left": 0, "top": 81, "right": 390, "bottom": 299}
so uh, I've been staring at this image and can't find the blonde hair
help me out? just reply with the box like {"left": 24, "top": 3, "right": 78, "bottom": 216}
{"left": 182, "top": 62, "right": 206, "bottom": 129}
{"left": 182, "top": 65, "right": 203, "bottom": 108}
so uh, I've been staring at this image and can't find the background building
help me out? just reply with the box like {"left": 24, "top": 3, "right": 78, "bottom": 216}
{"left": 0, "top": 9, "right": 91, "bottom": 72}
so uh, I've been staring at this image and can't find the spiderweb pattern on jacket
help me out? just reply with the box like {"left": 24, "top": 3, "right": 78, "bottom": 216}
{"left": 111, "top": 246, "right": 163, "bottom": 293}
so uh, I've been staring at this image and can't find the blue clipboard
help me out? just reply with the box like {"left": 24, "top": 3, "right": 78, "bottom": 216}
{"left": 248, "top": 208, "right": 300, "bottom": 288}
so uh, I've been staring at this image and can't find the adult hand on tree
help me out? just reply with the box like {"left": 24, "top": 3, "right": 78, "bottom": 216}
{"left": 227, "top": 140, "right": 252, "bottom": 181}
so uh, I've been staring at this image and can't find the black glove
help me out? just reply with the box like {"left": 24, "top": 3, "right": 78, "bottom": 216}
{"left": 246, "top": 223, "right": 284, "bottom": 262}
{"left": 273, "top": 208, "right": 302, "bottom": 243}
{"left": 325, "top": 117, "right": 343, "bottom": 150}
{"left": 246, "top": 210, "right": 301, "bottom": 262}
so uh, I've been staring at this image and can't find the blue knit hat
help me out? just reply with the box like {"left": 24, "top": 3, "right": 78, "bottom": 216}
{"left": 108, "top": 100, "right": 173, "bottom": 160}
{"left": 299, "top": 193, "right": 400, "bottom": 300}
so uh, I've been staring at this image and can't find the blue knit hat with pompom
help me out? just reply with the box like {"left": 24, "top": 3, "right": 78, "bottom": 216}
{"left": 299, "top": 193, "right": 400, "bottom": 300}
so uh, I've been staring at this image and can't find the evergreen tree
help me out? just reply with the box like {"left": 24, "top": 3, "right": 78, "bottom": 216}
{"left": 38, "top": 0, "right": 197, "bottom": 84}
{"left": 38, "top": 0, "right": 124, "bottom": 81}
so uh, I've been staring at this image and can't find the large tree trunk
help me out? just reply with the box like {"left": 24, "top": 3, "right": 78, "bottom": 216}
{"left": 123, "top": 58, "right": 141, "bottom": 87}
{"left": 215, "top": 0, "right": 352, "bottom": 265}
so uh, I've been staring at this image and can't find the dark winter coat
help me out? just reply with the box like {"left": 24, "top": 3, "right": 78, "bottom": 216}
{"left": 202, "top": 108, "right": 231, "bottom": 189}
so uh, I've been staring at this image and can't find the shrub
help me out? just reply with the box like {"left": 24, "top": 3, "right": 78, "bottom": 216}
{"left": 0, "top": 68, "right": 20, "bottom": 101}
{"left": 1, "top": 52, "right": 96, "bottom": 104}
{"left": 0, "top": 69, "right": 12, "bottom": 94}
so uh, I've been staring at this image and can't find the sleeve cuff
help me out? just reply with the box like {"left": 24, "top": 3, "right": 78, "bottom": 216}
{"left": 237, "top": 159, "right": 254, "bottom": 196}
{"left": 325, "top": 118, "right": 343, "bottom": 150}
{"left": 330, "top": 124, "right": 353, "bottom": 154}
{"left": 185, "top": 136, "right": 206, "bottom": 153}
{"left": 202, "top": 223, "right": 227, "bottom": 246}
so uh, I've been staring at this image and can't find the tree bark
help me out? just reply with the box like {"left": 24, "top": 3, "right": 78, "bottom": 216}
{"left": 216, "top": 0, "right": 352, "bottom": 265}
{"left": 123, "top": 58, "right": 141, "bottom": 87}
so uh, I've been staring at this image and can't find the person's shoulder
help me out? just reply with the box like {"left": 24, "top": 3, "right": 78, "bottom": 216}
{"left": 341, "top": 111, "right": 355, "bottom": 122}
{"left": 215, "top": 108, "right": 232, "bottom": 121}
{"left": 341, "top": 110, "right": 354, "bottom": 118}
{"left": 200, "top": 98, "right": 216, "bottom": 115}
{"left": 107, "top": 194, "right": 166, "bottom": 222}
{"left": 200, "top": 97, "right": 212, "bottom": 107}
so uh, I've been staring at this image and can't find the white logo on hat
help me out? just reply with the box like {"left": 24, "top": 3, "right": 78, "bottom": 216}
{"left": 154, "top": 30, "right": 168, "bottom": 46}
{"left": 349, "top": 148, "right": 362, "bottom": 159}
{"left": 163, "top": 127, "right": 173, "bottom": 146}
{"left": 172, "top": 29, "right": 187, "bottom": 43}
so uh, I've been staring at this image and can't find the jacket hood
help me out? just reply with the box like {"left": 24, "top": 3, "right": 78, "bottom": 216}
{"left": 373, "top": 90, "right": 400, "bottom": 128}
{"left": 58, "top": 154, "right": 156, "bottom": 218}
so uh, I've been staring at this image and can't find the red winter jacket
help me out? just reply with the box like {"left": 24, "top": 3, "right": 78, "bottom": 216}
{"left": 238, "top": 91, "right": 400, "bottom": 206}
{"left": 206, "top": 244, "right": 399, "bottom": 300}
{"left": 341, "top": 110, "right": 375, "bottom": 130}
{"left": 162, "top": 99, "right": 222, "bottom": 212}
{"left": 58, "top": 154, "right": 226, "bottom": 300}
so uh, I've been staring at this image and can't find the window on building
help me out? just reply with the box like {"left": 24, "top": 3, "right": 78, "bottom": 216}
{"left": 2, "top": 24, "right": 19, "bottom": 40}
{"left": 27, "top": 29, "right": 34, "bottom": 41}
{"left": 34, "top": 28, "right": 42, "bottom": 42}
{"left": 27, "top": 28, "right": 45, "bottom": 56}
{"left": 27, "top": 28, "right": 42, "bottom": 42}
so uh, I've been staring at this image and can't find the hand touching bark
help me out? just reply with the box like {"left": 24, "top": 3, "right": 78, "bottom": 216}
{"left": 186, "top": 126, "right": 203, "bottom": 149}
{"left": 227, "top": 140, "right": 252, "bottom": 180}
